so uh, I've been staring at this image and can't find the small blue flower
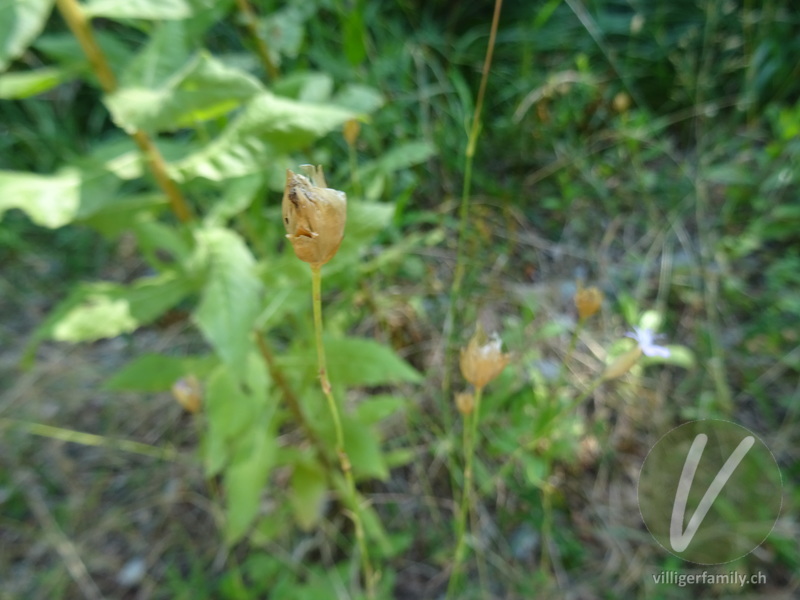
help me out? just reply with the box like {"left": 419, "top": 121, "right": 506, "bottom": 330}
{"left": 626, "top": 327, "right": 671, "bottom": 358}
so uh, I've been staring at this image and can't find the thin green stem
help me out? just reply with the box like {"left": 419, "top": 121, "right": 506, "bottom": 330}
{"left": 442, "top": 0, "right": 504, "bottom": 403}
{"left": 0, "top": 418, "right": 177, "bottom": 461}
{"left": 447, "top": 385, "right": 484, "bottom": 598}
{"left": 310, "top": 264, "right": 375, "bottom": 599}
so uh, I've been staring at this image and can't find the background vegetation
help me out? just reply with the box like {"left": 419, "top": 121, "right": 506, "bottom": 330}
{"left": 1, "top": 0, "right": 798, "bottom": 598}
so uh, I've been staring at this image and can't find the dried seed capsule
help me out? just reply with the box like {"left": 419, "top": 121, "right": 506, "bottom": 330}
{"left": 282, "top": 165, "right": 347, "bottom": 267}
{"left": 601, "top": 346, "right": 642, "bottom": 380}
{"left": 574, "top": 285, "right": 603, "bottom": 320}
{"left": 460, "top": 325, "right": 511, "bottom": 389}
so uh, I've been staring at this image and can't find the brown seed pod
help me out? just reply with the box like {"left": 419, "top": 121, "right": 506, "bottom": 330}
{"left": 460, "top": 325, "right": 511, "bottom": 389}
{"left": 282, "top": 165, "right": 347, "bottom": 267}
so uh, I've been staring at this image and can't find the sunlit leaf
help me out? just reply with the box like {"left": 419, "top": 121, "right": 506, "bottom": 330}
{"left": 174, "top": 92, "right": 355, "bottom": 181}
{"left": 108, "top": 52, "right": 264, "bottom": 133}
{"left": 82, "top": 0, "right": 191, "bottom": 20}
{"left": 0, "top": 167, "right": 119, "bottom": 228}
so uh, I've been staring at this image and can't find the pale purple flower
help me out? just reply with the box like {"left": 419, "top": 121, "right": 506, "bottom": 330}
{"left": 626, "top": 327, "right": 671, "bottom": 358}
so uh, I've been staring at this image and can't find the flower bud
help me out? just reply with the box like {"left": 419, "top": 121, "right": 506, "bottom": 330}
{"left": 460, "top": 326, "right": 510, "bottom": 389}
{"left": 455, "top": 391, "right": 475, "bottom": 415}
{"left": 282, "top": 165, "right": 347, "bottom": 267}
{"left": 171, "top": 375, "right": 202, "bottom": 413}
{"left": 574, "top": 285, "right": 603, "bottom": 320}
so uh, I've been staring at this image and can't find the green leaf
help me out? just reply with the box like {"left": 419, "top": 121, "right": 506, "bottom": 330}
{"left": 289, "top": 460, "right": 328, "bottom": 531}
{"left": 205, "top": 174, "right": 263, "bottom": 226}
{"left": 108, "top": 53, "right": 264, "bottom": 133}
{"left": 332, "top": 83, "right": 384, "bottom": 114}
{"left": 224, "top": 424, "right": 276, "bottom": 545}
{"left": 22, "top": 273, "right": 194, "bottom": 365}
{"left": 0, "top": 167, "right": 120, "bottom": 228}
{"left": 203, "top": 356, "right": 270, "bottom": 477}
{"left": 341, "top": 7, "right": 367, "bottom": 66}
{"left": 355, "top": 394, "right": 408, "bottom": 425}
{"left": 324, "top": 337, "right": 421, "bottom": 386}
{"left": 174, "top": 92, "right": 355, "bottom": 181}
{"left": 0, "top": 67, "right": 71, "bottom": 98}
{"left": 105, "top": 353, "right": 216, "bottom": 392}
{"left": 119, "top": 20, "right": 193, "bottom": 88}
{"left": 79, "top": 193, "right": 168, "bottom": 238}
{"left": 193, "top": 227, "right": 264, "bottom": 376}
{"left": 0, "top": 0, "right": 54, "bottom": 72}
{"left": 643, "top": 345, "right": 695, "bottom": 370}
{"left": 343, "top": 416, "right": 388, "bottom": 481}
{"left": 82, "top": 0, "right": 192, "bottom": 20}
{"left": 34, "top": 31, "right": 131, "bottom": 81}
{"left": 330, "top": 201, "right": 395, "bottom": 270}
{"left": 52, "top": 273, "right": 193, "bottom": 343}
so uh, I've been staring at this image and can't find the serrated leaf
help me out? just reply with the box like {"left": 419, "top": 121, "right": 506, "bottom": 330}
{"left": 174, "top": 92, "right": 355, "bottom": 181}
{"left": 82, "top": 0, "right": 191, "bottom": 20}
{"left": 224, "top": 425, "right": 276, "bottom": 544}
{"left": 193, "top": 227, "right": 264, "bottom": 376}
{"left": 0, "top": 67, "right": 71, "bottom": 98}
{"left": 0, "top": 0, "right": 54, "bottom": 72}
{"left": 0, "top": 167, "right": 119, "bottom": 228}
{"left": 105, "top": 353, "right": 216, "bottom": 392}
{"left": 108, "top": 53, "right": 264, "bottom": 133}
{"left": 289, "top": 460, "right": 328, "bottom": 530}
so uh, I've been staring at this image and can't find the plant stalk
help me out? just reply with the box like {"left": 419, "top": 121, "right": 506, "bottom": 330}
{"left": 310, "top": 264, "right": 375, "bottom": 599}
{"left": 233, "top": 0, "right": 280, "bottom": 80}
{"left": 54, "top": 0, "right": 194, "bottom": 223}
{"left": 447, "top": 385, "right": 484, "bottom": 597}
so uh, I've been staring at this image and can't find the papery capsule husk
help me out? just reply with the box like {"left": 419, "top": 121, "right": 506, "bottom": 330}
{"left": 171, "top": 375, "right": 202, "bottom": 414}
{"left": 282, "top": 165, "right": 347, "bottom": 267}
{"left": 459, "top": 325, "right": 511, "bottom": 389}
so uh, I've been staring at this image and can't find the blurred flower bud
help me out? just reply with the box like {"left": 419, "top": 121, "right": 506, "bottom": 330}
{"left": 343, "top": 119, "right": 361, "bottom": 147}
{"left": 574, "top": 285, "right": 603, "bottom": 320}
{"left": 282, "top": 165, "right": 347, "bottom": 267}
{"left": 455, "top": 391, "right": 475, "bottom": 416}
{"left": 171, "top": 375, "right": 202, "bottom": 414}
{"left": 601, "top": 346, "right": 642, "bottom": 380}
{"left": 460, "top": 325, "right": 510, "bottom": 389}
{"left": 613, "top": 91, "right": 631, "bottom": 113}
